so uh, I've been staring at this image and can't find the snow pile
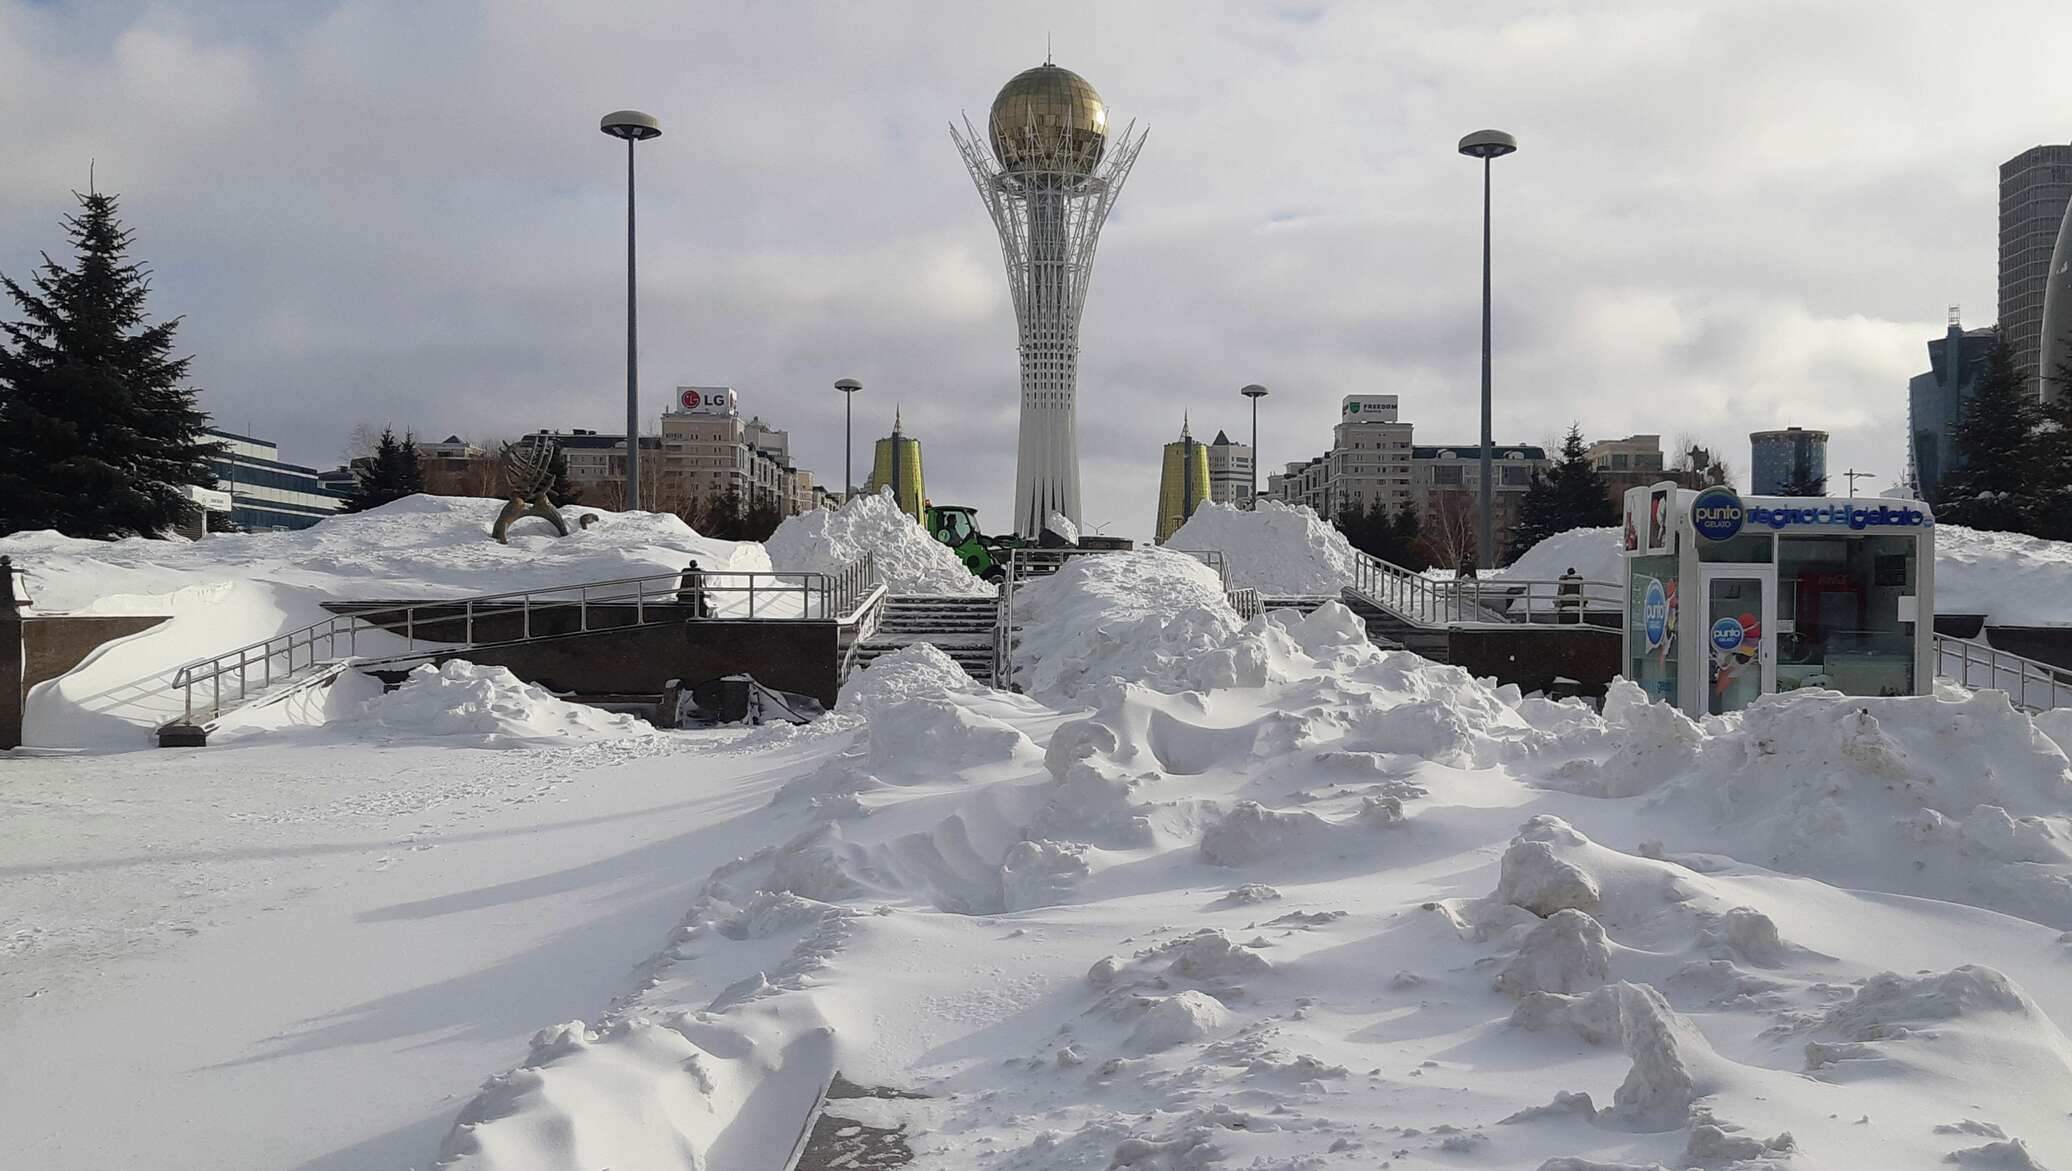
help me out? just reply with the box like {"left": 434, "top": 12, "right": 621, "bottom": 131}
{"left": 1044, "top": 510, "right": 1080, "bottom": 545}
{"left": 1497, "top": 525, "right": 1623, "bottom": 584}
{"left": 763, "top": 489, "right": 989, "bottom": 596}
{"left": 1165, "top": 500, "right": 1360, "bottom": 594}
{"left": 347, "top": 660, "right": 651, "bottom": 744}
{"left": 1008, "top": 547, "right": 1247, "bottom": 698}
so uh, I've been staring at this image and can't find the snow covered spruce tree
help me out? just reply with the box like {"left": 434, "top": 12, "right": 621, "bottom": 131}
{"left": 0, "top": 188, "right": 223, "bottom": 538}
{"left": 1505, "top": 425, "right": 1616, "bottom": 564}
{"left": 1938, "top": 335, "right": 2039, "bottom": 534}
{"left": 340, "top": 427, "right": 426, "bottom": 512}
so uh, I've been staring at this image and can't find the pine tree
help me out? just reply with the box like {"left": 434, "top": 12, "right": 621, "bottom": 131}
{"left": 0, "top": 188, "right": 223, "bottom": 537}
{"left": 340, "top": 427, "right": 425, "bottom": 513}
{"left": 1505, "top": 426, "right": 1616, "bottom": 564}
{"left": 741, "top": 495, "right": 784, "bottom": 542}
{"left": 1939, "top": 336, "right": 2038, "bottom": 533}
{"left": 1390, "top": 499, "right": 1429, "bottom": 571}
{"left": 703, "top": 490, "right": 746, "bottom": 539}
{"left": 2024, "top": 347, "right": 2072, "bottom": 540}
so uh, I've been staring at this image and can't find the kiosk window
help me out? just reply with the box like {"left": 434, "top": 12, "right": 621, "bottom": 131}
{"left": 1697, "top": 533, "right": 1773, "bottom": 563}
{"left": 1776, "top": 535, "right": 1915, "bottom": 697}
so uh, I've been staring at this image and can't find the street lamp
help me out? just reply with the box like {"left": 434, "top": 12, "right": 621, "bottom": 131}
{"left": 1458, "top": 128, "right": 1516, "bottom": 570}
{"left": 835, "top": 378, "right": 861, "bottom": 504}
{"left": 1240, "top": 385, "right": 1268, "bottom": 509}
{"left": 602, "top": 109, "right": 661, "bottom": 511}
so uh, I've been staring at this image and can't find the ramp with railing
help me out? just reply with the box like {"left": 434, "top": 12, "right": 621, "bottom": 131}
{"left": 157, "top": 557, "right": 880, "bottom": 745}
{"left": 1346, "top": 552, "right": 1620, "bottom": 628}
{"left": 1936, "top": 634, "right": 2072, "bottom": 712}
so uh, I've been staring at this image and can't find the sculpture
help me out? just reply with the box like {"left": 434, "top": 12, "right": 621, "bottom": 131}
{"left": 490, "top": 440, "right": 573, "bottom": 544}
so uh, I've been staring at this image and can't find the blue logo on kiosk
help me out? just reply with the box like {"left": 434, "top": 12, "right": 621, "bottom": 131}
{"left": 1692, "top": 486, "right": 1744, "bottom": 542}
{"left": 1642, "top": 578, "right": 1668, "bottom": 649}
{"left": 1710, "top": 617, "right": 1745, "bottom": 653}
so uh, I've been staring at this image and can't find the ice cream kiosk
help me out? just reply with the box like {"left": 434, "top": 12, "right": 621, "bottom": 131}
{"left": 1620, "top": 483, "right": 1935, "bottom": 717}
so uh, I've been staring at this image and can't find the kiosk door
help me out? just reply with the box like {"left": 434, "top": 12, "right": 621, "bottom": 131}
{"left": 1699, "top": 566, "right": 1775, "bottom": 715}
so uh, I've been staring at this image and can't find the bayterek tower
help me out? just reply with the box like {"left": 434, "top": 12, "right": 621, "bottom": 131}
{"left": 952, "top": 63, "right": 1146, "bottom": 536}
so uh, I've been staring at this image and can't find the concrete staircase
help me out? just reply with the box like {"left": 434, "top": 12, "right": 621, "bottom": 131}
{"left": 1335, "top": 592, "right": 1426, "bottom": 657}
{"left": 851, "top": 595, "right": 999, "bottom": 686}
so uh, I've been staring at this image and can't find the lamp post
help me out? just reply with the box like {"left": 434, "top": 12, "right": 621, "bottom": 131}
{"left": 1458, "top": 128, "right": 1516, "bottom": 570}
{"left": 601, "top": 109, "right": 661, "bottom": 511}
{"left": 835, "top": 378, "right": 861, "bottom": 504}
{"left": 1240, "top": 384, "right": 1268, "bottom": 509}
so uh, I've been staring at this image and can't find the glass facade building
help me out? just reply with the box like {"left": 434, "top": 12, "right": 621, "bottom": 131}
{"left": 1906, "top": 320, "right": 1997, "bottom": 501}
{"left": 206, "top": 429, "right": 346, "bottom": 531}
{"left": 2000, "top": 145, "right": 2072, "bottom": 384}
{"left": 1749, "top": 428, "right": 1828, "bottom": 495}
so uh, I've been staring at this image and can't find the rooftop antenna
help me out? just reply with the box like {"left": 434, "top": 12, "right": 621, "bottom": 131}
{"left": 1843, "top": 468, "right": 1873, "bottom": 497}
{"left": 1046, "top": 33, "right": 1052, "bottom": 64}
{"left": 1949, "top": 303, "right": 1961, "bottom": 327}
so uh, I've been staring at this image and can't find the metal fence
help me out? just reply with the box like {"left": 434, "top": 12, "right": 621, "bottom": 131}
{"left": 166, "top": 555, "right": 879, "bottom": 730}
{"left": 1935, "top": 634, "right": 2072, "bottom": 712}
{"left": 1348, "top": 552, "right": 1619, "bottom": 627}
{"left": 993, "top": 545, "right": 1235, "bottom": 692}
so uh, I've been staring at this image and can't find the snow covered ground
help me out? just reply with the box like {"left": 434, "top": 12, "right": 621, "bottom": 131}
{"left": 9, "top": 530, "right": 2072, "bottom": 1169}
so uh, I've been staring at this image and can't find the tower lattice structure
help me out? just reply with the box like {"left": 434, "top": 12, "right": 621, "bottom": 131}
{"left": 951, "top": 65, "right": 1145, "bottom": 537}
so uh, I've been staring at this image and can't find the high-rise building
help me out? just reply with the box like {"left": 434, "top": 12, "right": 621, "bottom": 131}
{"left": 1749, "top": 427, "right": 1828, "bottom": 495}
{"left": 952, "top": 63, "right": 1147, "bottom": 537}
{"left": 1907, "top": 311, "right": 1997, "bottom": 499}
{"left": 864, "top": 409, "right": 926, "bottom": 521}
{"left": 1203, "top": 431, "right": 1254, "bottom": 507}
{"left": 1330, "top": 396, "right": 1415, "bottom": 519}
{"left": 205, "top": 428, "right": 346, "bottom": 530}
{"left": 1261, "top": 395, "right": 1412, "bottom": 520}
{"left": 1999, "top": 144, "right": 2072, "bottom": 383}
{"left": 1153, "top": 416, "right": 1211, "bottom": 544}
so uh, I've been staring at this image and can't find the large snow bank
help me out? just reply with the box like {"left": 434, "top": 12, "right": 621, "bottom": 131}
{"left": 763, "top": 490, "right": 989, "bottom": 596}
{"left": 2, "top": 495, "right": 763, "bottom": 747}
{"left": 1497, "top": 526, "right": 1623, "bottom": 583}
{"left": 1166, "top": 500, "right": 1359, "bottom": 594}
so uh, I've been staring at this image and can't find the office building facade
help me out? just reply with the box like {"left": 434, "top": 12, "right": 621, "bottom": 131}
{"left": 1410, "top": 443, "right": 1548, "bottom": 557}
{"left": 206, "top": 429, "right": 346, "bottom": 531}
{"left": 2000, "top": 144, "right": 2072, "bottom": 383}
{"left": 1153, "top": 418, "right": 1212, "bottom": 544}
{"left": 1203, "top": 431, "right": 1255, "bottom": 507}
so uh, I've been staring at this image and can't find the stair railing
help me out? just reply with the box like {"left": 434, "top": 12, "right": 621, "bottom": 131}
{"left": 1936, "top": 634, "right": 2072, "bottom": 712}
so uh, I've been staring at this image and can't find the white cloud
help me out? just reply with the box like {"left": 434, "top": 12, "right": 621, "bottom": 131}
{"left": 2, "top": 0, "right": 2063, "bottom": 533}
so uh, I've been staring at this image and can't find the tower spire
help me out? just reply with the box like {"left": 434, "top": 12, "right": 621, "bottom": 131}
{"left": 893, "top": 405, "right": 903, "bottom": 434}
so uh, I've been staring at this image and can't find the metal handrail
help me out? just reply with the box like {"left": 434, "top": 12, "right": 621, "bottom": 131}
{"left": 1346, "top": 551, "right": 1618, "bottom": 628}
{"left": 1935, "top": 634, "right": 2072, "bottom": 712}
{"left": 165, "top": 554, "right": 879, "bottom": 729}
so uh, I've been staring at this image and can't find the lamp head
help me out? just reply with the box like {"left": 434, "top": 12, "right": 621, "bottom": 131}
{"left": 1241, "top": 384, "right": 1269, "bottom": 399}
{"left": 834, "top": 378, "right": 862, "bottom": 393}
{"left": 600, "top": 110, "right": 661, "bottom": 141}
{"left": 1457, "top": 128, "right": 1517, "bottom": 159}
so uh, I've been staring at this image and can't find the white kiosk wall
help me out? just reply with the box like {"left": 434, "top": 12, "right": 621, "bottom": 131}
{"left": 1620, "top": 483, "right": 1935, "bottom": 717}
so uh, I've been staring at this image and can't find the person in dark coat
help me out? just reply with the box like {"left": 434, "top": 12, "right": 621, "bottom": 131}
{"left": 678, "top": 559, "right": 711, "bottom": 618}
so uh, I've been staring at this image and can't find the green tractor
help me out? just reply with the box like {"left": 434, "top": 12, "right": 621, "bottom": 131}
{"left": 925, "top": 504, "right": 1019, "bottom": 582}
{"left": 924, "top": 504, "right": 1133, "bottom": 581}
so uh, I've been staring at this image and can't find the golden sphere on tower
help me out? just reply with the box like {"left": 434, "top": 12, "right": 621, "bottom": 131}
{"left": 988, "top": 63, "right": 1108, "bottom": 177}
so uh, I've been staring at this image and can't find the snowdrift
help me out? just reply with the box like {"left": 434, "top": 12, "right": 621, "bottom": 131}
{"left": 763, "top": 490, "right": 990, "bottom": 597}
{"left": 435, "top": 544, "right": 2072, "bottom": 1171}
{"left": 1166, "top": 500, "right": 1361, "bottom": 594}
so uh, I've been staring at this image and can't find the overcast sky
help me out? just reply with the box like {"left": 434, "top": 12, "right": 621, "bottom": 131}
{"left": 5, "top": 0, "right": 2071, "bottom": 540}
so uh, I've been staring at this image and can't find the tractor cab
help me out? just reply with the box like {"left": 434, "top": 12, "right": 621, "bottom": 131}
{"left": 925, "top": 504, "right": 1005, "bottom": 581}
